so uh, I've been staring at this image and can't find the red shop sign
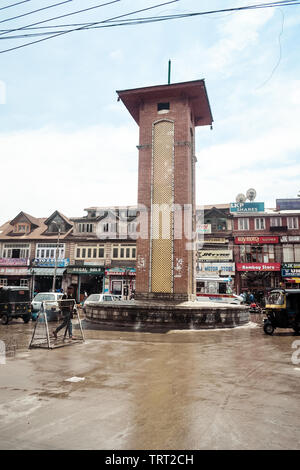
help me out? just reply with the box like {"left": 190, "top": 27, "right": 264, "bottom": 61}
{"left": 236, "top": 263, "right": 281, "bottom": 272}
{"left": 235, "top": 236, "right": 279, "bottom": 244}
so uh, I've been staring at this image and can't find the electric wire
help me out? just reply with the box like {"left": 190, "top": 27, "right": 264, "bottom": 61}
{"left": 0, "top": 1, "right": 73, "bottom": 25}
{"left": 0, "top": 0, "right": 299, "bottom": 53}
{"left": 1, "top": 0, "right": 298, "bottom": 35}
{"left": 0, "top": 1, "right": 31, "bottom": 13}
{"left": 0, "top": 0, "right": 180, "bottom": 52}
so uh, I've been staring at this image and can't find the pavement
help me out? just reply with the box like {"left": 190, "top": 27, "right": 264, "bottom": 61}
{"left": 0, "top": 316, "right": 300, "bottom": 450}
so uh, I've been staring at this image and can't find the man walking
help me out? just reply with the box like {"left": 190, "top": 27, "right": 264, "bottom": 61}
{"left": 53, "top": 289, "right": 75, "bottom": 340}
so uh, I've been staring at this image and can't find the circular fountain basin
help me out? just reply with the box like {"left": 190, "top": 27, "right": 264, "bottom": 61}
{"left": 85, "top": 300, "right": 250, "bottom": 330}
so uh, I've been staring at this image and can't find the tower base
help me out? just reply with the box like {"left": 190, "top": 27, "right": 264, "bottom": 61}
{"left": 85, "top": 300, "right": 249, "bottom": 330}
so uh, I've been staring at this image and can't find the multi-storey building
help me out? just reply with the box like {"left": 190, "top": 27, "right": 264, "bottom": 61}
{"left": 66, "top": 206, "right": 138, "bottom": 301}
{"left": 195, "top": 205, "right": 235, "bottom": 294}
{"left": 232, "top": 198, "right": 300, "bottom": 302}
{"left": 0, "top": 210, "right": 73, "bottom": 293}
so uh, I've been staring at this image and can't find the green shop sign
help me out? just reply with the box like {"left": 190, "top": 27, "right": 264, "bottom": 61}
{"left": 67, "top": 266, "right": 104, "bottom": 275}
{"left": 230, "top": 202, "right": 265, "bottom": 213}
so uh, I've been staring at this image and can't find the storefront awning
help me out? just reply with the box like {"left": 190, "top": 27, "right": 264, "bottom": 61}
{"left": 33, "top": 268, "right": 66, "bottom": 276}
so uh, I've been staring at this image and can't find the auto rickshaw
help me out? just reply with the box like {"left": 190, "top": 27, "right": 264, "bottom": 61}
{"left": 263, "top": 289, "right": 300, "bottom": 335}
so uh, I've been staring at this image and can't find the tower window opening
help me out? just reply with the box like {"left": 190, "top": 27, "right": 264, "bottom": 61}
{"left": 157, "top": 102, "right": 170, "bottom": 112}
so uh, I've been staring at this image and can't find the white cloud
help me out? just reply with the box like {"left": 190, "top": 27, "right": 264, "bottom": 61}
{"left": 0, "top": 125, "right": 138, "bottom": 224}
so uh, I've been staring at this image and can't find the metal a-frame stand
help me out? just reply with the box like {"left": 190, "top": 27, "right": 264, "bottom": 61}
{"left": 29, "top": 300, "right": 85, "bottom": 350}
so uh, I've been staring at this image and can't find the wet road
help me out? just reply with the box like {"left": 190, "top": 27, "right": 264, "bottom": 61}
{"left": 0, "top": 317, "right": 299, "bottom": 450}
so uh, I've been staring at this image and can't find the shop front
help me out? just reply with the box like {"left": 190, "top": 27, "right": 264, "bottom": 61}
{"left": 66, "top": 266, "right": 105, "bottom": 302}
{"left": 31, "top": 258, "right": 69, "bottom": 294}
{"left": 0, "top": 265, "right": 30, "bottom": 288}
{"left": 236, "top": 262, "right": 281, "bottom": 303}
{"left": 105, "top": 267, "right": 136, "bottom": 299}
{"left": 32, "top": 267, "right": 66, "bottom": 293}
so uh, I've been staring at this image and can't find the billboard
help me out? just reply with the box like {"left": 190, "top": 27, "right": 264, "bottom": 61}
{"left": 230, "top": 202, "right": 264, "bottom": 213}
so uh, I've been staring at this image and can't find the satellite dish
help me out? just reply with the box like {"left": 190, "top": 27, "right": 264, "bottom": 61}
{"left": 246, "top": 188, "right": 257, "bottom": 201}
{"left": 236, "top": 193, "right": 246, "bottom": 203}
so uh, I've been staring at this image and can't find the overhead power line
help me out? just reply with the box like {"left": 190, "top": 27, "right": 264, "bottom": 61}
{"left": 0, "top": 0, "right": 181, "bottom": 51}
{"left": 0, "top": 0, "right": 299, "bottom": 54}
{"left": 0, "top": 0, "right": 73, "bottom": 25}
{"left": 0, "top": 1, "right": 31, "bottom": 13}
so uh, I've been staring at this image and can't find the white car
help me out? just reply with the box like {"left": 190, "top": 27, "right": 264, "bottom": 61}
{"left": 31, "top": 292, "right": 64, "bottom": 319}
{"left": 83, "top": 293, "right": 116, "bottom": 312}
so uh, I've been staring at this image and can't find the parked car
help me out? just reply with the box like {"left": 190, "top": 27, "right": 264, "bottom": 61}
{"left": 0, "top": 286, "right": 32, "bottom": 325}
{"left": 83, "top": 293, "right": 115, "bottom": 313}
{"left": 31, "top": 292, "right": 64, "bottom": 321}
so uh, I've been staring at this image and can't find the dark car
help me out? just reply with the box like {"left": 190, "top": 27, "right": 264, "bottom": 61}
{"left": 0, "top": 286, "right": 32, "bottom": 325}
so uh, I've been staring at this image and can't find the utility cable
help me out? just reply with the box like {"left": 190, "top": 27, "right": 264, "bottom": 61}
{"left": 0, "top": 1, "right": 73, "bottom": 25}
{"left": 0, "top": 1, "right": 31, "bottom": 13}
{"left": 0, "top": 0, "right": 180, "bottom": 52}
{"left": 0, "top": 0, "right": 299, "bottom": 53}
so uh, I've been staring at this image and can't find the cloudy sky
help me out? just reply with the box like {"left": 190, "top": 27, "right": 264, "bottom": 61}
{"left": 0, "top": 0, "right": 299, "bottom": 225}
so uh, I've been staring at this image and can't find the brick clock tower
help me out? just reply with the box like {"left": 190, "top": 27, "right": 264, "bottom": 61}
{"left": 117, "top": 80, "right": 213, "bottom": 302}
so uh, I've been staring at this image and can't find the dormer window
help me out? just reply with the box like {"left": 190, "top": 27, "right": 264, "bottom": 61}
{"left": 14, "top": 223, "right": 30, "bottom": 233}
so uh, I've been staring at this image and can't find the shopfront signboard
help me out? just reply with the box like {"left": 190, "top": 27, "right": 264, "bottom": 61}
{"left": 236, "top": 263, "right": 281, "bottom": 272}
{"left": 34, "top": 258, "right": 69, "bottom": 267}
{"left": 67, "top": 266, "right": 104, "bottom": 275}
{"left": 197, "top": 263, "right": 235, "bottom": 275}
{"left": 230, "top": 202, "right": 265, "bottom": 213}
{"left": 0, "top": 258, "right": 29, "bottom": 266}
{"left": 198, "top": 250, "right": 232, "bottom": 261}
{"left": 0, "top": 267, "right": 29, "bottom": 275}
{"left": 235, "top": 236, "right": 279, "bottom": 244}
{"left": 281, "top": 263, "right": 300, "bottom": 277}
{"left": 281, "top": 236, "right": 300, "bottom": 243}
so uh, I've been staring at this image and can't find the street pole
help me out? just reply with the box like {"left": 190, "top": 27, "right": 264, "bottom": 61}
{"left": 52, "top": 226, "right": 61, "bottom": 292}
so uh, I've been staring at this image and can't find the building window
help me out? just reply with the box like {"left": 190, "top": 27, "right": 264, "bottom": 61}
{"left": 283, "top": 244, "right": 300, "bottom": 262}
{"left": 270, "top": 217, "right": 282, "bottom": 227}
{"left": 36, "top": 243, "right": 65, "bottom": 259}
{"left": 20, "top": 279, "right": 28, "bottom": 287}
{"left": 254, "top": 218, "right": 265, "bottom": 230}
{"left": 78, "top": 223, "right": 94, "bottom": 233}
{"left": 205, "top": 217, "right": 227, "bottom": 232}
{"left": 0, "top": 278, "right": 7, "bottom": 286}
{"left": 287, "top": 217, "right": 299, "bottom": 230}
{"left": 112, "top": 245, "right": 137, "bottom": 260}
{"left": 239, "top": 244, "right": 276, "bottom": 263}
{"left": 238, "top": 218, "right": 249, "bottom": 230}
{"left": 3, "top": 243, "right": 30, "bottom": 259}
{"left": 157, "top": 102, "right": 170, "bottom": 112}
{"left": 75, "top": 245, "right": 105, "bottom": 259}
